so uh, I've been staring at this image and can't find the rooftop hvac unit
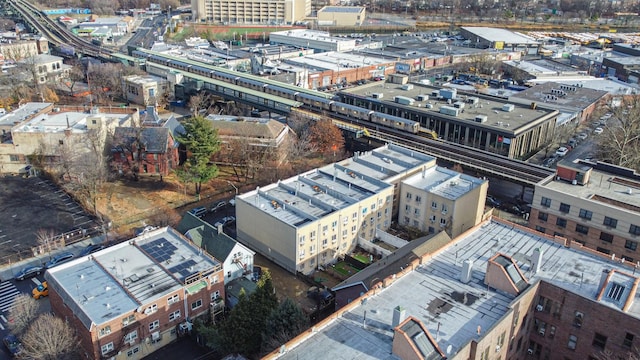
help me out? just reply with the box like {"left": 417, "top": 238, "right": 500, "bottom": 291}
{"left": 401, "top": 84, "right": 414, "bottom": 91}
{"left": 372, "top": 93, "right": 383, "bottom": 99}
{"left": 502, "top": 104, "right": 515, "bottom": 112}
{"left": 475, "top": 115, "right": 487, "bottom": 123}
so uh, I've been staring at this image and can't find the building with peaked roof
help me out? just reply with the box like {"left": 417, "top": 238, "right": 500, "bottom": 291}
{"left": 235, "top": 144, "right": 436, "bottom": 275}
{"left": 265, "top": 218, "right": 640, "bottom": 360}
{"left": 46, "top": 227, "right": 225, "bottom": 360}
{"left": 177, "top": 213, "right": 255, "bottom": 284}
{"left": 459, "top": 27, "right": 540, "bottom": 53}
{"left": 112, "top": 123, "right": 180, "bottom": 177}
{"left": 206, "top": 115, "right": 294, "bottom": 164}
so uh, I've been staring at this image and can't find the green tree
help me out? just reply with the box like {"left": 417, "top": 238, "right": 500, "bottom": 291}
{"left": 176, "top": 116, "right": 220, "bottom": 195}
{"left": 203, "top": 270, "right": 279, "bottom": 357}
{"left": 262, "top": 298, "right": 309, "bottom": 354}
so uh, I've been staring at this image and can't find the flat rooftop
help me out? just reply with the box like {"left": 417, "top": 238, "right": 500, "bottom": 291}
{"left": 270, "top": 29, "right": 355, "bottom": 44}
{"left": 503, "top": 60, "right": 580, "bottom": 77}
{"left": 403, "top": 166, "right": 486, "bottom": 200}
{"left": 46, "top": 227, "right": 221, "bottom": 329}
{"left": 124, "top": 74, "right": 166, "bottom": 85}
{"left": 527, "top": 77, "right": 640, "bottom": 95}
{"left": 509, "top": 81, "right": 608, "bottom": 112}
{"left": 319, "top": 6, "right": 364, "bottom": 13}
{"left": 0, "top": 102, "right": 52, "bottom": 128}
{"left": 14, "top": 109, "right": 131, "bottom": 134}
{"left": 278, "top": 219, "right": 640, "bottom": 359}
{"left": 284, "top": 51, "right": 388, "bottom": 72}
{"left": 461, "top": 27, "right": 539, "bottom": 45}
{"left": 542, "top": 165, "right": 640, "bottom": 210}
{"left": 342, "top": 83, "right": 555, "bottom": 131}
{"left": 239, "top": 144, "right": 434, "bottom": 228}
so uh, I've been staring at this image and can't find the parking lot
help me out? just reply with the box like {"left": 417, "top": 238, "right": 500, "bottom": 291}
{"left": 0, "top": 176, "right": 97, "bottom": 265}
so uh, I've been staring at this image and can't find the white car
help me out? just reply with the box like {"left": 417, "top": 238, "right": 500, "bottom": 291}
{"left": 555, "top": 146, "right": 569, "bottom": 157}
{"left": 577, "top": 132, "right": 588, "bottom": 141}
{"left": 594, "top": 127, "right": 604, "bottom": 134}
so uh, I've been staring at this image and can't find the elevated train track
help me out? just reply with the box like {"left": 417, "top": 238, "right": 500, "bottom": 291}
{"left": 8, "top": 0, "right": 112, "bottom": 59}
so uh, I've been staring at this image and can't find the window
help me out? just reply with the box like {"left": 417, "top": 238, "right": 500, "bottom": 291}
{"left": 575, "top": 224, "right": 589, "bottom": 235}
{"left": 596, "top": 247, "right": 611, "bottom": 255}
{"left": 351, "top": 225, "right": 356, "bottom": 233}
{"left": 431, "top": 201, "right": 438, "bottom": 209}
{"left": 122, "top": 314, "right": 136, "bottom": 327}
{"left": 322, "top": 238, "right": 328, "bottom": 247}
{"left": 414, "top": 208, "right": 420, "bottom": 216}
{"left": 630, "top": 224, "right": 640, "bottom": 236}
{"left": 310, "top": 245, "right": 316, "bottom": 253}
{"left": 549, "top": 326, "right": 556, "bottom": 339}
{"left": 623, "top": 333, "right": 634, "bottom": 348}
{"left": 497, "top": 331, "right": 506, "bottom": 347}
{"left": 211, "top": 290, "right": 220, "bottom": 301}
{"left": 568, "top": 335, "right": 577, "bottom": 350}
{"left": 480, "top": 346, "right": 489, "bottom": 360}
{"left": 169, "top": 310, "right": 181, "bottom": 322}
{"left": 578, "top": 209, "right": 592, "bottom": 220}
{"left": 538, "top": 212, "right": 548, "bottom": 222}
{"left": 299, "top": 235, "right": 305, "bottom": 245}
{"left": 415, "top": 195, "right": 422, "bottom": 203}
{"left": 167, "top": 294, "right": 179, "bottom": 305}
{"left": 127, "top": 347, "right": 139, "bottom": 357}
{"left": 99, "top": 326, "right": 111, "bottom": 337}
{"left": 439, "top": 218, "right": 446, "bottom": 226}
{"left": 331, "top": 234, "right": 337, "bottom": 243}
{"left": 404, "top": 204, "right": 411, "bottom": 213}
{"left": 622, "top": 255, "right": 634, "bottom": 262}
{"left": 607, "top": 282, "right": 626, "bottom": 301}
{"left": 556, "top": 218, "right": 567, "bottom": 228}
{"left": 310, "top": 231, "right": 316, "bottom": 240}
{"left": 299, "top": 249, "right": 305, "bottom": 259}
{"left": 573, "top": 311, "right": 583, "bottom": 327}
{"left": 342, "top": 229, "right": 348, "bottom": 238}
{"left": 191, "top": 299, "right": 203, "bottom": 310}
{"left": 600, "top": 232, "right": 614, "bottom": 243}
{"left": 9, "top": 155, "right": 19, "bottom": 162}
{"left": 352, "top": 212, "right": 357, "bottom": 220}
{"left": 59, "top": 139, "right": 64, "bottom": 145}
{"left": 625, "top": 240, "right": 638, "bottom": 251}
{"left": 124, "top": 330, "right": 138, "bottom": 344}
{"left": 535, "top": 226, "right": 546, "bottom": 233}
{"left": 603, "top": 216, "right": 617, "bottom": 228}
{"left": 441, "top": 204, "right": 448, "bottom": 214}
{"left": 149, "top": 320, "right": 159, "bottom": 331}
{"left": 145, "top": 304, "right": 158, "bottom": 314}
{"left": 331, "top": 221, "right": 337, "bottom": 229}
{"left": 430, "top": 215, "right": 436, "bottom": 223}
{"left": 406, "top": 192, "right": 412, "bottom": 200}
{"left": 101, "top": 342, "right": 114, "bottom": 355}
{"left": 540, "top": 197, "right": 551, "bottom": 207}
{"left": 592, "top": 333, "right": 607, "bottom": 350}
{"left": 559, "top": 203, "right": 570, "bottom": 213}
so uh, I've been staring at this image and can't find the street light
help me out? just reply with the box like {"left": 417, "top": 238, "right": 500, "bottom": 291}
{"left": 226, "top": 180, "right": 238, "bottom": 195}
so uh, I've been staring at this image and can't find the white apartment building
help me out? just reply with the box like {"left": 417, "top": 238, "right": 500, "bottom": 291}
{"left": 399, "top": 166, "right": 488, "bottom": 238}
{"left": 235, "top": 144, "right": 436, "bottom": 274}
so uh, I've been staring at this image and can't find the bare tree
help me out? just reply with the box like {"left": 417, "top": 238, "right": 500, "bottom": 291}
{"left": 35, "top": 228, "right": 57, "bottom": 256}
{"left": 21, "top": 313, "right": 78, "bottom": 360}
{"left": 596, "top": 97, "right": 640, "bottom": 170}
{"left": 7, "top": 294, "right": 40, "bottom": 336}
{"left": 61, "top": 60, "right": 85, "bottom": 97}
{"left": 188, "top": 92, "right": 214, "bottom": 116}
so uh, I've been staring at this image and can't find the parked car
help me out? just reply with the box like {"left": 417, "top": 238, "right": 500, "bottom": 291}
{"left": 501, "top": 203, "right": 528, "bottom": 216}
{"left": 45, "top": 252, "right": 75, "bottom": 269}
{"left": 592, "top": 120, "right": 601, "bottom": 127}
{"left": 577, "top": 132, "right": 588, "bottom": 141}
{"left": 188, "top": 206, "right": 207, "bottom": 218}
{"left": 32, "top": 281, "right": 48, "bottom": 299}
{"left": 80, "top": 243, "right": 105, "bottom": 256}
{"left": 486, "top": 195, "right": 502, "bottom": 207}
{"left": 214, "top": 216, "right": 236, "bottom": 228}
{"left": 229, "top": 199, "right": 236, "bottom": 207}
{"left": 594, "top": 127, "right": 604, "bottom": 134}
{"left": 542, "top": 157, "right": 557, "bottom": 168}
{"left": 135, "top": 225, "right": 157, "bottom": 236}
{"left": 555, "top": 147, "right": 569, "bottom": 157}
{"left": 252, "top": 266, "right": 263, "bottom": 281}
{"left": 15, "top": 265, "right": 43, "bottom": 281}
{"left": 210, "top": 201, "right": 226, "bottom": 213}
{"left": 568, "top": 138, "right": 578, "bottom": 148}
{"left": 2, "top": 334, "right": 22, "bottom": 356}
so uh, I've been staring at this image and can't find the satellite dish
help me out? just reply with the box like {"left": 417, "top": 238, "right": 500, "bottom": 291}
{"left": 447, "top": 345, "right": 453, "bottom": 354}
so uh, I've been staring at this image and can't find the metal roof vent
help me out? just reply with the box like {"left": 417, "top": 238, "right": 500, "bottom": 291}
{"left": 628, "top": 188, "right": 633, "bottom": 195}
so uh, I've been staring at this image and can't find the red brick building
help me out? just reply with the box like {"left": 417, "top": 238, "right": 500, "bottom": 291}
{"left": 112, "top": 125, "right": 180, "bottom": 177}
{"left": 46, "top": 227, "right": 225, "bottom": 360}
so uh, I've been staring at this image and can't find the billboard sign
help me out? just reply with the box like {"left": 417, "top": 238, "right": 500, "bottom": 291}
{"left": 395, "top": 62, "right": 410, "bottom": 74}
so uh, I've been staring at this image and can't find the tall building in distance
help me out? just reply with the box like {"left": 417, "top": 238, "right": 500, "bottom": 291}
{"left": 191, "top": 0, "right": 310, "bottom": 25}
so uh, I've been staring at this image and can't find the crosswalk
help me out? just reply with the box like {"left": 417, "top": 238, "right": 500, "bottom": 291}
{"left": 0, "top": 282, "right": 20, "bottom": 329}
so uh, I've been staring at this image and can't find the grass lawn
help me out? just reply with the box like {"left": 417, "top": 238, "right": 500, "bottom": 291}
{"left": 332, "top": 262, "right": 359, "bottom": 277}
{"left": 353, "top": 254, "right": 371, "bottom": 264}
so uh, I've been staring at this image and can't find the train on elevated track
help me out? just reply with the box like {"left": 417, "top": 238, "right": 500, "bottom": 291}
{"left": 134, "top": 50, "right": 439, "bottom": 140}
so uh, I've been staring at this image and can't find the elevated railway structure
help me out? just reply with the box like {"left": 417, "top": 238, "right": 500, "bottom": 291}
{"left": 7, "top": 0, "right": 112, "bottom": 60}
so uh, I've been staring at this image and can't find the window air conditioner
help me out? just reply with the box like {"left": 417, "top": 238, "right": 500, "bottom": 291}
{"left": 527, "top": 349, "right": 534, "bottom": 355}
{"left": 536, "top": 305, "right": 543, "bottom": 312}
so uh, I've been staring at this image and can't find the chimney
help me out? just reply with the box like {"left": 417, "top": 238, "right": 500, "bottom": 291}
{"left": 597, "top": 269, "right": 611, "bottom": 294}
{"left": 461, "top": 259, "right": 473, "bottom": 283}
{"left": 531, "top": 248, "right": 543, "bottom": 273}
{"left": 392, "top": 306, "right": 406, "bottom": 328}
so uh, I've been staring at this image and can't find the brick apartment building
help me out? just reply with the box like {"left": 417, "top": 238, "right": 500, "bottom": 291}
{"left": 529, "top": 160, "right": 640, "bottom": 263}
{"left": 265, "top": 218, "right": 640, "bottom": 360}
{"left": 46, "top": 227, "right": 225, "bottom": 360}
